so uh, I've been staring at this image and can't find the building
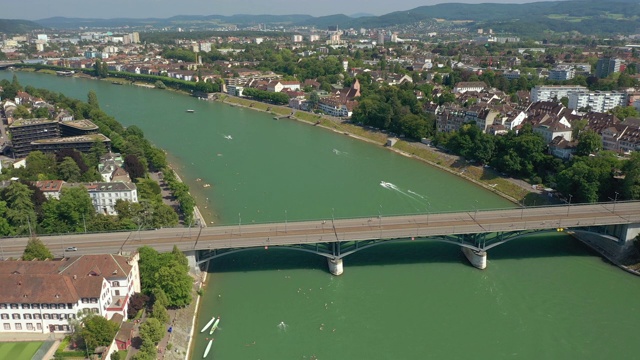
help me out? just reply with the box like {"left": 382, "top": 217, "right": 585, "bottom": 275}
{"left": 548, "top": 65, "right": 575, "bottom": 81}
{"left": 59, "top": 120, "right": 99, "bottom": 137}
{"left": 84, "top": 182, "right": 138, "bottom": 215}
{"left": 596, "top": 58, "right": 622, "bottom": 78}
{"left": 0, "top": 253, "right": 140, "bottom": 334}
{"left": 32, "top": 134, "right": 111, "bottom": 155}
{"left": 601, "top": 118, "right": 640, "bottom": 154}
{"left": 292, "top": 35, "right": 303, "bottom": 43}
{"left": 530, "top": 85, "right": 588, "bottom": 103}
{"left": 568, "top": 91, "right": 628, "bottom": 113}
{"left": 33, "top": 180, "right": 65, "bottom": 200}
{"left": 8, "top": 119, "right": 60, "bottom": 158}
{"left": 453, "top": 82, "right": 487, "bottom": 94}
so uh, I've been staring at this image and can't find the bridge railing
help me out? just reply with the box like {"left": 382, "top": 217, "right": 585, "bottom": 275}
{"left": 0, "top": 201, "right": 635, "bottom": 241}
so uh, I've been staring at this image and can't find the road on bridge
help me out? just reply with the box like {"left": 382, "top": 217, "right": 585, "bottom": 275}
{"left": 1, "top": 202, "right": 639, "bottom": 259}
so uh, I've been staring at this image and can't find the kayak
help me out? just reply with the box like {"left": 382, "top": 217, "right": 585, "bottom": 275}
{"left": 200, "top": 316, "right": 216, "bottom": 333}
{"left": 203, "top": 339, "right": 213, "bottom": 358}
{"left": 209, "top": 317, "right": 221, "bottom": 335}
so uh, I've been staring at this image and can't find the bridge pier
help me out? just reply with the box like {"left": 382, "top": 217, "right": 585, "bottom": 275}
{"left": 327, "top": 258, "right": 344, "bottom": 276}
{"left": 184, "top": 250, "right": 201, "bottom": 275}
{"left": 461, "top": 247, "right": 487, "bottom": 270}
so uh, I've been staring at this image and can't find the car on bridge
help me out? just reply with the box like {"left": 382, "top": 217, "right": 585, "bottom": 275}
{"left": 65, "top": 247, "right": 78, "bottom": 252}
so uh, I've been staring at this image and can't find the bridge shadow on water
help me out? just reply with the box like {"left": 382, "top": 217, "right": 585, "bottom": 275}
{"left": 205, "top": 232, "right": 596, "bottom": 273}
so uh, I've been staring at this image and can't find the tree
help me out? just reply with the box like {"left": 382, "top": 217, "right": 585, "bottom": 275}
{"left": 124, "top": 154, "right": 146, "bottom": 181}
{"left": 2, "top": 181, "right": 36, "bottom": 235}
{"left": 41, "top": 187, "right": 94, "bottom": 234}
{"left": 151, "top": 288, "right": 170, "bottom": 309}
{"left": 111, "top": 351, "right": 122, "bottom": 360}
{"left": 139, "top": 318, "right": 164, "bottom": 344}
{"left": 609, "top": 106, "right": 639, "bottom": 120}
{"left": 151, "top": 303, "right": 170, "bottom": 324}
{"left": 26, "top": 151, "right": 57, "bottom": 179}
{"left": 80, "top": 315, "right": 119, "bottom": 354}
{"left": 576, "top": 129, "right": 602, "bottom": 156}
{"left": 0, "top": 201, "right": 14, "bottom": 236}
{"left": 154, "top": 80, "right": 166, "bottom": 89}
{"left": 87, "top": 90, "right": 100, "bottom": 109}
{"left": 127, "top": 293, "right": 150, "bottom": 319}
{"left": 22, "top": 237, "right": 53, "bottom": 260}
{"left": 13, "top": 105, "right": 31, "bottom": 119}
{"left": 58, "top": 157, "right": 82, "bottom": 182}
{"left": 155, "top": 263, "right": 193, "bottom": 307}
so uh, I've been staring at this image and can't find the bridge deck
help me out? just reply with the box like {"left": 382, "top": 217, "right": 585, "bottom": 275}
{"left": 1, "top": 202, "right": 639, "bottom": 259}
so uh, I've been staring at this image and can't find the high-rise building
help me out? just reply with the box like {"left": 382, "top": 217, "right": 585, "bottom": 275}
{"left": 596, "top": 58, "right": 621, "bottom": 78}
{"left": 568, "top": 91, "right": 628, "bottom": 112}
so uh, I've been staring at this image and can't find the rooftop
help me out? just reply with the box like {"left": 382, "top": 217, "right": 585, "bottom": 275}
{"left": 9, "top": 118, "right": 56, "bottom": 128}
{"left": 59, "top": 119, "right": 99, "bottom": 131}
{"left": 32, "top": 133, "right": 110, "bottom": 144}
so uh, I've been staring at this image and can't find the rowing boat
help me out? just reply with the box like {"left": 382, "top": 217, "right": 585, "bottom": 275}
{"left": 209, "top": 317, "right": 221, "bottom": 335}
{"left": 200, "top": 316, "right": 216, "bottom": 333}
{"left": 203, "top": 339, "right": 213, "bottom": 358}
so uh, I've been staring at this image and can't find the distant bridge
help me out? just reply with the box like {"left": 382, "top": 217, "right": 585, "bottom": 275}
{"left": 0, "top": 61, "right": 20, "bottom": 70}
{"left": 1, "top": 201, "right": 639, "bottom": 274}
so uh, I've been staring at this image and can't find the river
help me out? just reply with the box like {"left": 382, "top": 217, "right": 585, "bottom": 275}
{"left": 3, "top": 71, "right": 640, "bottom": 359}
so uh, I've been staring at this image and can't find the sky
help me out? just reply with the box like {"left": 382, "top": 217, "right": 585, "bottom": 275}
{"left": 5, "top": 0, "right": 539, "bottom": 21}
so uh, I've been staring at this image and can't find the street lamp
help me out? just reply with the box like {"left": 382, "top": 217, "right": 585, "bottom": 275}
{"left": 378, "top": 205, "right": 382, "bottom": 228}
{"left": 566, "top": 194, "right": 573, "bottom": 216}
{"left": 285, "top": 210, "right": 288, "bottom": 233}
{"left": 238, "top": 212, "right": 242, "bottom": 235}
{"left": 613, "top": 192, "right": 619, "bottom": 212}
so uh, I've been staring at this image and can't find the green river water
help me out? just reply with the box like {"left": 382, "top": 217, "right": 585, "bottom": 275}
{"left": 3, "top": 71, "right": 640, "bottom": 359}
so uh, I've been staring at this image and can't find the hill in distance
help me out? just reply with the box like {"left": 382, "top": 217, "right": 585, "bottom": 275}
{"left": 0, "top": 19, "right": 46, "bottom": 33}
{"left": 32, "top": 0, "right": 640, "bottom": 36}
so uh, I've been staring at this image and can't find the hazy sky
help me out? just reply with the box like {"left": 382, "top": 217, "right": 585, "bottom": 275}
{"left": 5, "top": 0, "right": 538, "bottom": 20}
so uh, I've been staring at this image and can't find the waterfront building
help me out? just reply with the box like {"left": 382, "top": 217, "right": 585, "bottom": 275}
{"left": 59, "top": 119, "right": 99, "bottom": 137}
{"left": 0, "top": 253, "right": 140, "bottom": 334}
{"left": 31, "top": 133, "right": 111, "bottom": 155}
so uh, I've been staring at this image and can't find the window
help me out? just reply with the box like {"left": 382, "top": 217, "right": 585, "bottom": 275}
{"left": 3, "top": 323, "right": 10, "bottom": 330}
{"left": 50, "top": 304, "right": 57, "bottom": 310}
{"left": 10, "top": 304, "right": 18, "bottom": 309}
{"left": 59, "top": 304, "right": 66, "bottom": 309}
{"left": 91, "top": 298, "right": 98, "bottom": 304}
{"left": 34, "top": 314, "right": 41, "bottom": 320}
{"left": 0, "top": 304, "right": 6, "bottom": 309}
{"left": 24, "top": 314, "right": 32, "bottom": 320}
{"left": 36, "top": 323, "right": 42, "bottom": 330}
{"left": 115, "top": 290, "right": 120, "bottom": 296}
{"left": 32, "top": 304, "right": 40, "bottom": 309}
{"left": 67, "top": 303, "right": 73, "bottom": 309}
{"left": 43, "top": 314, "right": 50, "bottom": 320}
{"left": 21, "top": 304, "right": 30, "bottom": 309}
{"left": 112, "top": 281, "right": 120, "bottom": 287}
{"left": 15, "top": 323, "right": 22, "bottom": 330}
{"left": 12, "top": 314, "right": 20, "bottom": 320}
{"left": 92, "top": 308, "right": 98, "bottom": 314}
{"left": 26, "top": 323, "right": 33, "bottom": 330}
{"left": 42, "top": 304, "right": 50, "bottom": 309}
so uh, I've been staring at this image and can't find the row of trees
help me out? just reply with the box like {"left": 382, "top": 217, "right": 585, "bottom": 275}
{"left": 433, "top": 123, "right": 639, "bottom": 203}
{"left": 241, "top": 87, "right": 290, "bottom": 105}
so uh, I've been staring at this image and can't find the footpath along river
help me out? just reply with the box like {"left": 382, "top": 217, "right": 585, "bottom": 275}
{"left": 3, "top": 71, "right": 640, "bottom": 359}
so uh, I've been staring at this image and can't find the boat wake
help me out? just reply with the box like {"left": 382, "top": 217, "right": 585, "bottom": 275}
{"left": 379, "top": 181, "right": 430, "bottom": 209}
{"left": 277, "top": 321, "right": 288, "bottom": 331}
{"left": 224, "top": 135, "right": 233, "bottom": 140}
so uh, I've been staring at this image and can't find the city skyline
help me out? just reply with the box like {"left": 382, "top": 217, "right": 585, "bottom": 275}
{"left": 5, "top": 0, "right": 540, "bottom": 21}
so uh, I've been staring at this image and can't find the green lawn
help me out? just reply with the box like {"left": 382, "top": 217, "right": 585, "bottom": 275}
{"left": 0, "top": 341, "right": 44, "bottom": 360}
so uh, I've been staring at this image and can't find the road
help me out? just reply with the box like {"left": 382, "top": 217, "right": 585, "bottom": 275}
{"left": 1, "top": 202, "right": 639, "bottom": 259}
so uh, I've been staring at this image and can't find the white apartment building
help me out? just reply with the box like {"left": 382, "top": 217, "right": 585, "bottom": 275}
{"left": 0, "top": 253, "right": 140, "bottom": 334}
{"left": 85, "top": 182, "right": 138, "bottom": 215}
{"left": 530, "top": 85, "right": 588, "bottom": 103}
{"left": 568, "top": 91, "right": 628, "bottom": 113}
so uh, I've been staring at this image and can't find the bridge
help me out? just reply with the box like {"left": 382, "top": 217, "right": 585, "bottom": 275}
{"left": 0, "top": 61, "right": 20, "bottom": 70}
{"left": 1, "top": 201, "right": 639, "bottom": 274}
